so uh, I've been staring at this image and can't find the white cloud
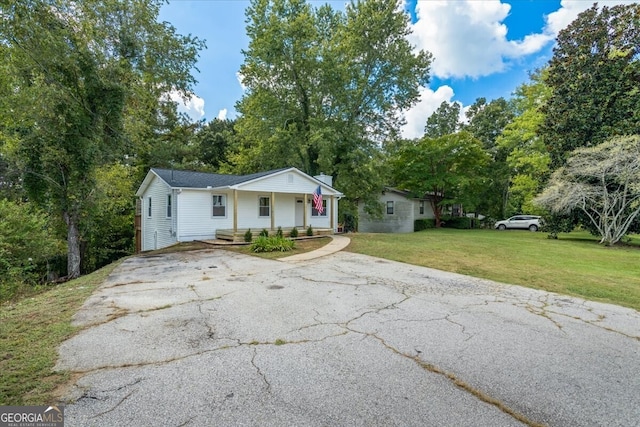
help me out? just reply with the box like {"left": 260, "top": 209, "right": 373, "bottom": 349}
{"left": 217, "top": 109, "right": 227, "bottom": 120}
{"left": 401, "top": 85, "right": 457, "bottom": 139}
{"left": 236, "top": 72, "right": 247, "bottom": 91}
{"left": 544, "top": 0, "right": 637, "bottom": 37}
{"left": 408, "top": 0, "right": 554, "bottom": 79}
{"left": 165, "top": 90, "right": 205, "bottom": 120}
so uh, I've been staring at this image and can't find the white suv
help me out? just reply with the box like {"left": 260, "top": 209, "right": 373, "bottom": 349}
{"left": 494, "top": 215, "right": 542, "bottom": 232}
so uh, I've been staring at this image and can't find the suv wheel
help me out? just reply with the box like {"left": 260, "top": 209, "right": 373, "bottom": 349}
{"left": 498, "top": 224, "right": 506, "bottom": 230}
{"left": 529, "top": 224, "right": 538, "bottom": 232}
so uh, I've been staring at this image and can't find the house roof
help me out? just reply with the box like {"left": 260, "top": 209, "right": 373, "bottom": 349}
{"left": 151, "top": 167, "right": 288, "bottom": 189}
{"left": 136, "top": 167, "right": 343, "bottom": 197}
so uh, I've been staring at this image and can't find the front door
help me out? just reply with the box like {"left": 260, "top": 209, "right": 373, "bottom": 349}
{"left": 295, "top": 198, "right": 304, "bottom": 227}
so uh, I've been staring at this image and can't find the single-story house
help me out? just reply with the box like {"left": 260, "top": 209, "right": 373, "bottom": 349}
{"left": 358, "top": 187, "right": 436, "bottom": 233}
{"left": 135, "top": 167, "right": 343, "bottom": 251}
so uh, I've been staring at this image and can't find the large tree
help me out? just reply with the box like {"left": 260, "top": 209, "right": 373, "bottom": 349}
{"left": 0, "top": 0, "right": 203, "bottom": 278}
{"left": 541, "top": 3, "right": 640, "bottom": 167}
{"left": 536, "top": 135, "right": 640, "bottom": 246}
{"left": 233, "top": 0, "right": 431, "bottom": 206}
{"left": 496, "top": 70, "right": 551, "bottom": 215}
{"left": 392, "top": 132, "right": 489, "bottom": 227}
{"left": 424, "top": 101, "right": 461, "bottom": 138}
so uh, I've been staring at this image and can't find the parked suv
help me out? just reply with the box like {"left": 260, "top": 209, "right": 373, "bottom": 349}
{"left": 494, "top": 215, "right": 542, "bottom": 232}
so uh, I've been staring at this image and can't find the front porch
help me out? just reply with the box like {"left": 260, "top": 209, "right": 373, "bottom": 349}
{"left": 216, "top": 227, "right": 334, "bottom": 242}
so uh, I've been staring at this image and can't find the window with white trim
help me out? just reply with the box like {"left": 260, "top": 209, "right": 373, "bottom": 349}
{"left": 386, "top": 201, "right": 394, "bottom": 215}
{"left": 212, "top": 195, "right": 226, "bottom": 217}
{"left": 311, "top": 199, "right": 327, "bottom": 217}
{"left": 166, "top": 194, "right": 172, "bottom": 218}
{"left": 147, "top": 197, "right": 152, "bottom": 218}
{"left": 259, "top": 196, "right": 270, "bottom": 217}
{"left": 419, "top": 200, "right": 425, "bottom": 215}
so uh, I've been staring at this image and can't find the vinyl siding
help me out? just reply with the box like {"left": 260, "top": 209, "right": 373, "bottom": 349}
{"left": 177, "top": 190, "right": 233, "bottom": 241}
{"left": 359, "top": 192, "right": 424, "bottom": 233}
{"left": 141, "top": 176, "right": 177, "bottom": 250}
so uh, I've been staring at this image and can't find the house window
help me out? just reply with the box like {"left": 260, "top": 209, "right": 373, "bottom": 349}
{"left": 147, "top": 197, "right": 152, "bottom": 217}
{"left": 259, "top": 196, "right": 270, "bottom": 217}
{"left": 386, "top": 201, "right": 394, "bottom": 215}
{"left": 212, "top": 195, "right": 226, "bottom": 217}
{"left": 312, "top": 199, "right": 327, "bottom": 217}
{"left": 166, "top": 194, "right": 172, "bottom": 218}
{"left": 419, "top": 200, "right": 425, "bottom": 215}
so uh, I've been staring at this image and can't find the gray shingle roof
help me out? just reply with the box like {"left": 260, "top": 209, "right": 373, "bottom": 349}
{"left": 151, "top": 168, "right": 289, "bottom": 189}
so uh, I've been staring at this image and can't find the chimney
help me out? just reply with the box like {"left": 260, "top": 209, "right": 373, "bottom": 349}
{"left": 314, "top": 173, "right": 332, "bottom": 187}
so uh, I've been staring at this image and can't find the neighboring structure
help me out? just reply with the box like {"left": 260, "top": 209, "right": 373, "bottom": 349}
{"left": 358, "top": 188, "right": 436, "bottom": 233}
{"left": 135, "top": 167, "right": 343, "bottom": 251}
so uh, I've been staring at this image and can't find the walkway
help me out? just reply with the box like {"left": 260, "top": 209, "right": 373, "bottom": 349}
{"left": 277, "top": 234, "right": 351, "bottom": 262}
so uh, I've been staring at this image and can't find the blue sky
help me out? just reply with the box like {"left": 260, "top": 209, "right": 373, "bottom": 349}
{"left": 159, "top": 0, "right": 633, "bottom": 139}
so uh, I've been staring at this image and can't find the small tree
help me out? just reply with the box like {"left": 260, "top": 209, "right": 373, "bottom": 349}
{"left": 536, "top": 135, "right": 640, "bottom": 245}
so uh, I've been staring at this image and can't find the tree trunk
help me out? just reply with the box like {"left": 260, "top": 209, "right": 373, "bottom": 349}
{"left": 64, "top": 211, "right": 82, "bottom": 279}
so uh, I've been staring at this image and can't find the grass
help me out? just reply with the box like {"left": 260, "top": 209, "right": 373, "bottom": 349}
{"left": 0, "top": 260, "right": 123, "bottom": 405}
{"left": 346, "top": 229, "right": 640, "bottom": 311}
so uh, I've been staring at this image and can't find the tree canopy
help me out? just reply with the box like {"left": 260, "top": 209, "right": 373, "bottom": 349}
{"left": 541, "top": 3, "right": 640, "bottom": 167}
{"left": 0, "top": 0, "right": 204, "bottom": 278}
{"left": 536, "top": 135, "right": 640, "bottom": 245}
{"left": 233, "top": 0, "right": 432, "bottom": 207}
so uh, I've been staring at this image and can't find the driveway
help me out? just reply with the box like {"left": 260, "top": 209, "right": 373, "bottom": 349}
{"left": 56, "top": 249, "right": 640, "bottom": 426}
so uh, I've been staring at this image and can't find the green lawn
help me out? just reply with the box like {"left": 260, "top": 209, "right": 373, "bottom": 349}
{"left": 346, "top": 229, "right": 640, "bottom": 311}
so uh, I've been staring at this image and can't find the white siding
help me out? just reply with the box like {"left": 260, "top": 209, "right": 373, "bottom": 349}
{"left": 238, "top": 170, "right": 340, "bottom": 196}
{"left": 359, "top": 192, "right": 419, "bottom": 233}
{"left": 177, "top": 190, "right": 233, "bottom": 241}
{"left": 141, "top": 176, "right": 177, "bottom": 251}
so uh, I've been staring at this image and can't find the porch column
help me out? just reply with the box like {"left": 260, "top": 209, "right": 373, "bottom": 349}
{"left": 233, "top": 190, "right": 238, "bottom": 232}
{"left": 270, "top": 192, "right": 275, "bottom": 230}
{"left": 303, "top": 193, "right": 308, "bottom": 228}
{"left": 330, "top": 196, "right": 335, "bottom": 230}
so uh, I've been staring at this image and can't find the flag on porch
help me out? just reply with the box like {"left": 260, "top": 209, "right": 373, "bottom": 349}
{"left": 313, "top": 185, "right": 324, "bottom": 214}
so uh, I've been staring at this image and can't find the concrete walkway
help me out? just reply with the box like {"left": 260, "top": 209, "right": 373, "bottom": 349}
{"left": 278, "top": 234, "right": 351, "bottom": 262}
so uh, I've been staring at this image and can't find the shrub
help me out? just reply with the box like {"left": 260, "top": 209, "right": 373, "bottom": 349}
{"left": 290, "top": 227, "right": 299, "bottom": 238}
{"left": 259, "top": 228, "right": 270, "bottom": 237}
{"left": 244, "top": 229, "right": 253, "bottom": 243}
{"left": 251, "top": 236, "right": 295, "bottom": 253}
{"left": 306, "top": 225, "right": 314, "bottom": 236}
{"left": 276, "top": 226, "right": 283, "bottom": 238}
{"left": 414, "top": 219, "right": 436, "bottom": 231}
{"left": 441, "top": 216, "right": 472, "bottom": 229}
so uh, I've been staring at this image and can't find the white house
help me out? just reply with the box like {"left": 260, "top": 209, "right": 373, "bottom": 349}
{"left": 135, "top": 167, "right": 343, "bottom": 250}
{"left": 358, "top": 188, "right": 436, "bottom": 233}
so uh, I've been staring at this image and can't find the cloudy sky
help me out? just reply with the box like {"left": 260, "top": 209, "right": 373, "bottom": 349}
{"left": 159, "top": 0, "right": 634, "bottom": 139}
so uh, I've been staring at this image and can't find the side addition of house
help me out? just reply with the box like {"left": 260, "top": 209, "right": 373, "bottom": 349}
{"left": 358, "top": 187, "right": 435, "bottom": 233}
{"left": 135, "top": 167, "right": 343, "bottom": 250}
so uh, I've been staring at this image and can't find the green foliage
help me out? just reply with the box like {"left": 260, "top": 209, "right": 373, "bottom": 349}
{"left": 290, "top": 227, "right": 299, "bottom": 238}
{"left": 441, "top": 216, "right": 472, "bottom": 229}
{"left": 424, "top": 101, "right": 460, "bottom": 138}
{"left": 0, "top": 0, "right": 204, "bottom": 278}
{"left": 414, "top": 219, "right": 435, "bottom": 231}
{"left": 233, "top": 0, "right": 431, "bottom": 209}
{"left": 392, "top": 132, "right": 489, "bottom": 227}
{"left": 342, "top": 212, "right": 357, "bottom": 233}
{"left": 244, "top": 229, "right": 253, "bottom": 243}
{"left": 250, "top": 236, "right": 295, "bottom": 253}
{"left": 306, "top": 225, "right": 314, "bottom": 236}
{"left": 81, "top": 163, "right": 135, "bottom": 273}
{"left": 0, "top": 200, "right": 64, "bottom": 301}
{"left": 276, "top": 226, "right": 283, "bottom": 238}
{"left": 496, "top": 70, "right": 551, "bottom": 217}
{"left": 536, "top": 135, "right": 640, "bottom": 245}
{"left": 259, "top": 228, "right": 270, "bottom": 237}
{"left": 541, "top": 3, "right": 640, "bottom": 167}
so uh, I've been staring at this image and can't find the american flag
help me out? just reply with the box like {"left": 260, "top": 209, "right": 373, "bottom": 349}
{"left": 313, "top": 185, "right": 324, "bottom": 214}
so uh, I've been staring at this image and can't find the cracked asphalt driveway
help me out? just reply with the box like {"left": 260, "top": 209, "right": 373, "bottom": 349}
{"left": 56, "top": 249, "right": 640, "bottom": 426}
